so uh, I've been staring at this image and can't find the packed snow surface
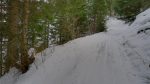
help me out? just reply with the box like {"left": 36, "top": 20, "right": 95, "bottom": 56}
{"left": 14, "top": 19, "right": 142, "bottom": 84}
{"left": 1, "top": 8, "right": 150, "bottom": 84}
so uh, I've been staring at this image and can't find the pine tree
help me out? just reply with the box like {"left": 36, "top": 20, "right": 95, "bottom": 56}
{"left": 6, "top": 0, "right": 19, "bottom": 72}
{"left": 114, "top": 0, "right": 142, "bottom": 22}
{"left": 20, "top": 0, "right": 30, "bottom": 73}
{"left": 89, "top": 0, "right": 107, "bottom": 33}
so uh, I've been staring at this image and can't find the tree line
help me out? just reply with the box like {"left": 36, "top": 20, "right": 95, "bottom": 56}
{"left": 0, "top": 0, "right": 149, "bottom": 77}
{"left": 0, "top": 0, "right": 108, "bottom": 76}
{"left": 114, "top": 0, "right": 150, "bottom": 22}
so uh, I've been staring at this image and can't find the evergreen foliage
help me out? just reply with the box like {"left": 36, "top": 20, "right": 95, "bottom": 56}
{"left": 114, "top": 0, "right": 150, "bottom": 22}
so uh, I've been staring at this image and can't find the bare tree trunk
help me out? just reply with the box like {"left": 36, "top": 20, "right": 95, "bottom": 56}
{"left": 109, "top": 0, "right": 113, "bottom": 16}
{"left": 90, "top": 15, "right": 97, "bottom": 34}
{"left": 6, "top": 0, "right": 19, "bottom": 72}
{"left": 0, "top": 33, "right": 2, "bottom": 76}
{"left": 105, "top": 0, "right": 113, "bottom": 16}
{"left": 0, "top": 0, "right": 3, "bottom": 76}
{"left": 20, "top": 0, "right": 30, "bottom": 73}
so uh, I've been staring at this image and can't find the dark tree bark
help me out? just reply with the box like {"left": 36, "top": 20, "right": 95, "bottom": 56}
{"left": 20, "top": 0, "right": 30, "bottom": 73}
{"left": 6, "top": 0, "right": 19, "bottom": 72}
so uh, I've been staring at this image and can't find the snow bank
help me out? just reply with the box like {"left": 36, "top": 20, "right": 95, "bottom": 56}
{"left": 122, "top": 8, "right": 150, "bottom": 83}
{"left": 14, "top": 33, "right": 141, "bottom": 84}
{"left": 0, "top": 68, "right": 20, "bottom": 84}
{"left": 13, "top": 18, "right": 144, "bottom": 84}
{"left": 130, "top": 8, "right": 150, "bottom": 33}
{"left": 0, "top": 46, "right": 55, "bottom": 84}
{"left": 106, "top": 8, "right": 150, "bottom": 83}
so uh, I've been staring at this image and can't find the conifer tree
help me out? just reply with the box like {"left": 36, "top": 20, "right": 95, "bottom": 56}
{"left": 6, "top": 0, "right": 19, "bottom": 72}
{"left": 89, "top": 0, "right": 107, "bottom": 33}
{"left": 20, "top": 0, "right": 30, "bottom": 73}
{"left": 114, "top": 0, "right": 142, "bottom": 22}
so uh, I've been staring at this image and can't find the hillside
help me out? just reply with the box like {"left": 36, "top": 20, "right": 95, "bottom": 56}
{"left": 1, "top": 9, "right": 150, "bottom": 84}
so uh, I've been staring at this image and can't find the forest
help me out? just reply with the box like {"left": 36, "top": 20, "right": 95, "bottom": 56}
{"left": 0, "top": 0, "right": 150, "bottom": 77}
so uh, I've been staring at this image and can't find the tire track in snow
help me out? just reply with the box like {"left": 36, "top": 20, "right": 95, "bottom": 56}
{"left": 62, "top": 35, "right": 141, "bottom": 84}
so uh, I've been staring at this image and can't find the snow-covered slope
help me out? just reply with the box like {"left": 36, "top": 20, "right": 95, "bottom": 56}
{"left": 14, "top": 34, "right": 141, "bottom": 84}
{"left": 123, "top": 8, "right": 150, "bottom": 83}
{"left": 1, "top": 8, "right": 150, "bottom": 84}
{"left": 13, "top": 18, "right": 144, "bottom": 84}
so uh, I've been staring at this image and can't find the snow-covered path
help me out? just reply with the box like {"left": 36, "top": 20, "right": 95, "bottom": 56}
{"left": 60, "top": 35, "right": 139, "bottom": 84}
{"left": 14, "top": 18, "right": 142, "bottom": 84}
